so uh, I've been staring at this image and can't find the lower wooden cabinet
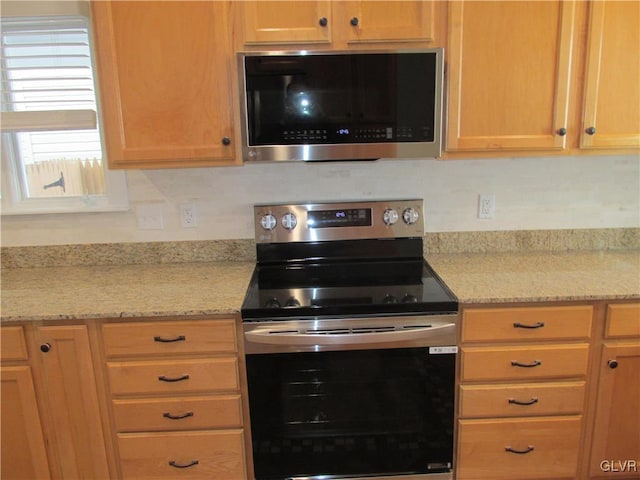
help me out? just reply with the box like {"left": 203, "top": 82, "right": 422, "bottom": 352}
{"left": 117, "top": 430, "right": 246, "bottom": 480}
{"left": 101, "top": 317, "right": 248, "bottom": 479}
{"left": 588, "top": 303, "right": 640, "bottom": 479}
{"left": 0, "top": 364, "right": 51, "bottom": 480}
{"left": 458, "top": 416, "right": 583, "bottom": 479}
{"left": 0, "top": 324, "right": 111, "bottom": 479}
{"left": 457, "top": 305, "right": 592, "bottom": 480}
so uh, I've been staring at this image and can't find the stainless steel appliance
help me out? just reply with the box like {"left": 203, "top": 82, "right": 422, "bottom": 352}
{"left": 237, "top": 50, "right": 444, "bottom": 162}
{"left": 241, "top": 200, "right": 458, "bottom": 480}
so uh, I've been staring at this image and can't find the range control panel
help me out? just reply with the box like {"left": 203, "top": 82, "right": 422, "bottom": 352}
{"left": 254, "top": 200, "right": 424, "bottom": 244}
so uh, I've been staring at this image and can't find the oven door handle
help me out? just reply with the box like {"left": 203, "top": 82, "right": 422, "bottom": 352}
{"left": 244, "top": 323, "right": 455, "bottom": 347}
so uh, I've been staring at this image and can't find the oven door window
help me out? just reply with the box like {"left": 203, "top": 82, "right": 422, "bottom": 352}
{"left": 246, "top": 347, "right": 454, "bottom": 479}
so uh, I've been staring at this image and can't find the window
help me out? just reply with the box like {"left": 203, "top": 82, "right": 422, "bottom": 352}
{"left": 1, "top": 4, "right": 128, "bottom": 214}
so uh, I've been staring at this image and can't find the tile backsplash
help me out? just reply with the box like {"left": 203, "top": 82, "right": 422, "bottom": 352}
{"left": 1, "top": 154, "right": 638, "bottom": 247}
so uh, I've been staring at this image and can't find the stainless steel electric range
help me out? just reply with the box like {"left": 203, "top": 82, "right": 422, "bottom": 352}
{"left": 241, "top": 200, "right": 458, "bottom": 480}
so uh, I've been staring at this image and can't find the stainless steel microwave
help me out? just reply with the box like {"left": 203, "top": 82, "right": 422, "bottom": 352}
{"left": 237, "top": 49, "right": 444, "bottom": 162}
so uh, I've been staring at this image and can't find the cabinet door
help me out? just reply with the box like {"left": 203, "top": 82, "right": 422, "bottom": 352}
{"left": 589, "top": 342, "right": 640, "bottom": 477}
{"left": 1, "top": 366, "right": 51, "bottom": 480}
{"left": 342, "top": 1, "right": 434, "bottom": 43}
{"left": 92, "top": 1, "right": 236, "bottom": 168}
{"left": 581, "top": 1, "right": 640, "bottom": 149}
{"left": 242, "top": 1, "right": 331, "bottom": 45}
{"left": 447, "top": 1, "right": 574, "bottom": 152}
{"left": 34, "top": 325, "right": 110, "bottom": 479}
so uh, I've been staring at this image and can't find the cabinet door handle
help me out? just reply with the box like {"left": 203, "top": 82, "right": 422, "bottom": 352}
{"left": 168, "top": 460, "right": 199, "bottom": 469}
{"left": 505, "top": 445, "right": 535, "bottom": 454}
{"left": 40, "top": 343, "right": 52, "bottom": 353}
{"left": 556, "top": 127, "right": 567, "bottom": 136}
{"left": 158, "top": 374, "right": 190, "bottom": 382}
{"left": 511, "top": 360, "right": 542, "bottom": 368}
{"left": 153, "top": 335, "right": 186, "bottom": 343}
{"left": 585, "top": 126, "right": 596, "bottom": 135}
{"left": 608, "top": 359, "right": 619, "bottom": 369}
{"left": 319, "top": 17, "right": 328, "bottom": 26}
{"left": 163, "top": 411, "right": 194, "bottom": 420}
{"left": 350, "top": 17, "right": 359, "bottom": 26}
{"left": 513, "top": 321, "right": 545, "bottom": 329}
{"left": 508, "top": 397, "right": 539, "bottom": 406}
{"left": 222, "top": 137, "right": 231, "bottom": 146}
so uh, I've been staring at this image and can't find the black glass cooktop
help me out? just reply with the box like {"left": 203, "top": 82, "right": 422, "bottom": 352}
{"left": 241, "top": 258, "right": 458, "bottom": 321}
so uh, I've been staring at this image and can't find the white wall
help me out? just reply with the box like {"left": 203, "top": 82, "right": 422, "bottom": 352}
{"left": 1, "top": 154, "right": 638, "bottom": 247}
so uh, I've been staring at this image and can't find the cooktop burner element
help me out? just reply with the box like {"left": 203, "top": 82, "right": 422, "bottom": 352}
{"left": 241, "top": 200, "right": 457, "bottom": 321}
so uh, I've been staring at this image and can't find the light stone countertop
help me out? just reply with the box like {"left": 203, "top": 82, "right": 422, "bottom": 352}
{"left": 1, "top": 251, "right": 639, "bottom": 323}
{"left": 426, "top": 250, "right": 640, "bottom": 304}
{"left": 0, "top": 261, "right": 256, "bottom": 322}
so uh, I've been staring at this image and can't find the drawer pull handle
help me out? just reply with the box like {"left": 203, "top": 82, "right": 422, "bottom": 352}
{"left": 158, "top": 374, "right": 190, "bottom": 382}
{"left": 511, "top": 360, "right": 542, "bottom": 368}
{"left": 505, "top": 445, "right": 535, "bottom": 455}
{"left": 508, "top": 397, "right": 539, "bottom": 406}
{"left": 168, "top": 460, "right": 199, "bottom": 469}
{"left": 513, "top": 322, "right": 545, "bottom": 329}
{"left": 154, "top": 335, "right": 186, "bottom": 343}
{"left": 163, "top": 411, "right": 194, "bottom": 420}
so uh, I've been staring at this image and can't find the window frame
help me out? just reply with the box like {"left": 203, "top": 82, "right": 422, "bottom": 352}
{"left": 0, "top": 1, "right": 129, "bottom": 216}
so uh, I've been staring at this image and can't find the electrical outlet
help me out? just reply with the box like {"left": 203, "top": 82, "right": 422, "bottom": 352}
{"left": 478, "top": 194, "right": 495, "bottom": 219}
{"left": 180, "top": 204, "right": 197, "bottom": 228}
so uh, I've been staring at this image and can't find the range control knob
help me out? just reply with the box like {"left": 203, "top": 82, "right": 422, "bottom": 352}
{"left": 260, "top": 214, "right": 277, "bottom": 231}
{"left": 282, "top": 212, "right": 298, "bottom": 230}
{"left": 382, "top": 208, "right": 399, "bottom": 225}
{"left": 402, "top": 207, "right": 419, "bottom": 225}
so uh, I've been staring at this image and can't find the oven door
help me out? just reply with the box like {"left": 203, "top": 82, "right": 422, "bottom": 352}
{"left": 244, "top": 315, "right": 457, "bottom": 480}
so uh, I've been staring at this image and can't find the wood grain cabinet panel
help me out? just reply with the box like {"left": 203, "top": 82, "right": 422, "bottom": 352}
{"left": 1, "top": 365, "right": 51, "bottom": 480}
{"left": 107, "top": 357, "right": 239, "bottom": 396}
{"left": 605, "top": 304, "right": 640, "bottom": 338}
{"left": 459, "top": 381, "right": 586, "bottom": 418}
{"left": 446, "top": 0, "right": 574, "bottom": 152}
{"left": 242, "top": 0, "right": 332, "bottom": 44}
{"left": 240, "top": 1, "right": 437, "bottom": 47}
{"left": 118, "top": 430, "right": 246, "bottom": 480}
{"left": 102, "top": 319, "right": 237, "bottom": 357}
{"left": 458, "top": 416, "right": 582, "bottom": 479}
{"left": 460, "top": 344, "right": 590, "bottom": 382}
{"left": 581, "top": 1, "right": 640, "bottom": 150}
{"left": 113, "top": 395, "right": 243, "bottom": 432}
{"left": 462, "top": 305, "right": 593, "bottom": 343}
{"left": 0, "top": 326, "right": 28, "bottom": 361}
{"left": 91, "top": 1, "right": 236, "bottom": 168}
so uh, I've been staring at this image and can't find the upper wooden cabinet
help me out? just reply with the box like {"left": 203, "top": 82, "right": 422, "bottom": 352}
{"left": 581, "top": 1, "right": 640, "bottom": 150}
{"left": 446, "top": 0, "right": 640, "bottom": 156}
{"left": 240, "top": 1, "right": 439, "bottom": 48}
{"left": 91, "top": 1, "right": 237, "bottom": 169}
{"left": 446, "top": 1, "right": 575, "bottom": 152}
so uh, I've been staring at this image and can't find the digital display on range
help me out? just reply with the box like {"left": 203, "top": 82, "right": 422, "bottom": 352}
{"left": 307, "top": 208, "right": 372, "bottom": 229}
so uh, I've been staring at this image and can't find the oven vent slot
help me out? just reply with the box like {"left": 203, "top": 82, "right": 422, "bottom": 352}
{"left": 263, "top": 324, "right": 440, "bottom": 337}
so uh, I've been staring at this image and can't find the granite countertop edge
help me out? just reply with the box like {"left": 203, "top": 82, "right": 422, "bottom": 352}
{"left": 1, "top": 251, "right": 639, "bottom": 323}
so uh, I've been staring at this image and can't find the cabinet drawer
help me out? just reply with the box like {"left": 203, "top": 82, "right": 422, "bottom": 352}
{"left": 0, "top": 326, "right": 28, "bottom": 361}
{"left": 460, "top": 344, "right": 589, "bottom": 381}
{"left": 118, "top": 430, "right": 245, "bottom": 480}
{"left": 606, "top": 304, "right": 640, "bottom": 338}
{"left": 107, "top": 357, "right": 239, "bottom": 395}
{"left": 103, "top": 319, "right": 237, "bottom": 357}
{"left": 459, "top": 381, "right": 585, "bottom": 418}
{"left": 113, "top": 395, "right": 243, "bottom": 432}
{"left": 457, "top": 416, "right": 582, "bottom": 479}
{"left": 462, "top": 306, "right": 593, "bottom": 343}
